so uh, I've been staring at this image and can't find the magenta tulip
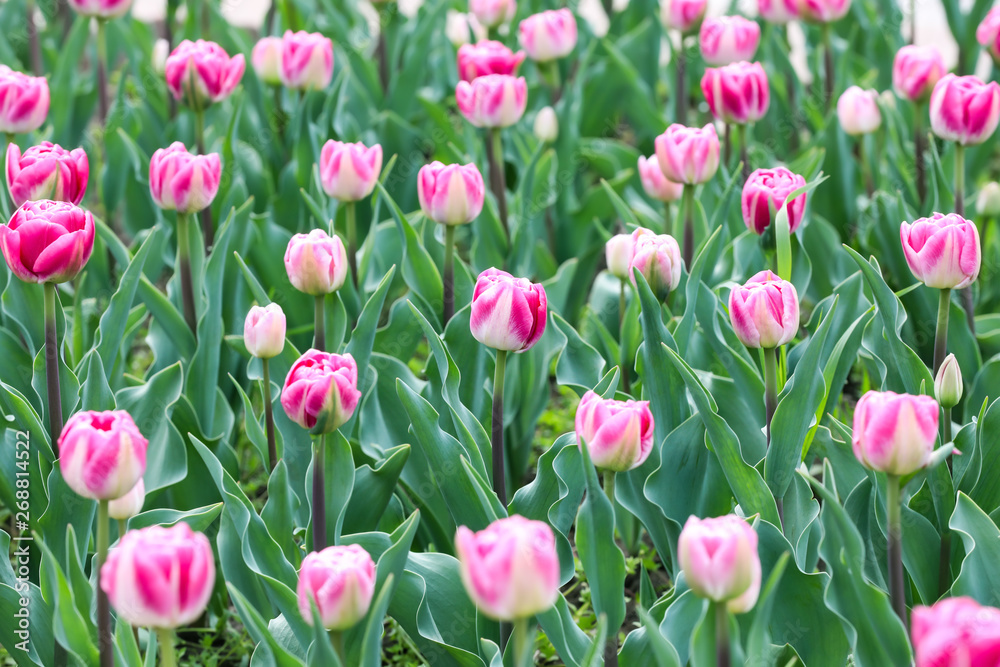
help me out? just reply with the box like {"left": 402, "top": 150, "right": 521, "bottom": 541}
{"left": 629, "top": 228, "right": 682, "bottom": 300}
{"left": 284, "top": 229, "right": 349, "bottom": 296}
{"left": 455, "top": 74, "right": 528, "bottom": 128}
{"left": 148, "top": 142, "right": 221, "bottom": 214}
{"left": 661, "top": 0, "right": 708, "bottom": 34}
{"left": 281, "top": 350, "right": 361, "bottom": 433}
{"left": 279, "top": 30, "right": 334, "bottom": 91}
{"left": 757, "top": 0, "right": 798, "bottom": 24}
{"left": 837, "top": 86, "right": 882, "bottom": 135}
{"left": 164, "top": 39, "right": 245, "bottom": 106}
{"left": 0, "top": 66, "right": 49, "bottom": 135}
{"left": 900, "top": 213, "right": 981, "bottom": 290}
{"left": 892, "top": 45, "right": 945, "bottom": 103}
{"left": 678, "top": 515, "right": 761, "bottom": 613}
{"left": 6, "top": 142, "right": 88, "bottom": 208}
{"left": 470, "top": 268, "right": 547, "bottom": 352}
{"left": 1, "top": 200, "right": 94, "bottom": 284}
{"left": 654, "top": 123, "right": 720, "bottom": 185}
{"left": 728, "top": 270, "right": 799, "bottom": 349}
{"left": 701, "top": 61, "right": 770, "bottom": 125}
{"left": 699, "top": 16, "right": 761, "bottom": 66}
{"left": 518, "top": 9, "right": 578, "bottom": 62}
{"left": 66, "top": 0, "right": 131, "bottom": 18}
{"left": 741, "top": 167, "right": 807, "bottom": 235}
{"left": 912, "top": 597, "right": 1000, "bottom": 667}
{"left": 468, "top": 0, "right": 517, "bottom": 28}
{"left": 977, "top": 8, "right": 1000, "bottom": 65}
{"left": 418, "top": 161, "right": 486, "bottom": 225}
{"left": 794, "top": 0, "right": 851, "bottom": 22}
{"left": 852, "top": 390, "right": 938, "bottom": 476}
{"left": 58, "top": 410, "right": 148, "bottom": 501}
{"left": 575, "top": 391, "right": 655, "bottom": 471}
{"left": 457, "top": 40, "right": 526, "bottom": 82}
{"left": 638, "top": 155, "right": 683, "bottom": 203}
{"left": 319, "top": 140, "right": 383, "bottom": 203}
{"left": 930, "top": 74, "right": 1000, "bottom": 146}
{"left": 297, "top": 544, "right": 376, "bottom": 630}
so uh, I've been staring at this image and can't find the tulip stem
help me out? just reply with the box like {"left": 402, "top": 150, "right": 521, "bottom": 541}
{"left": 314, "top": 294, "right": 326, "bottom": 351}
{"left": 822, "top": 24, "right": 833, "bottom": 112}
{"left": 914, "top": 104, "right": 926, "bottom": 206}
{"left": 724, "top": 123, "right": 731, "bottom": 166}
{"left": 954, "top": 144, "right": 965, "bottom": 216}
{"left": 942, "top": 406, "right": 952, "bottom": 446}
{"left": 156, "top": 628, "right": 177, "bottom": 667}
{"left": 764, "top": 347, "right": 778, "bottom": 447}
{"left": 512, "top": 617, "right": 531, "bottom": 667}
{"left": 675, "top": 37, "right": 687, "bottom": 126}
{"left": 737, "top": 124, "right": 749, "bottom": 182}
{"left": 329, "top": 630, "right": 346, "bottom": 666}
{"left": 96, "top": 18, "right": 109, "bottom": 124}
{"left": 487, "top": 128, "right": 509, "bottom": 239}
{"left": 492, "top": 349, "right": 508, "bottom": 506}
{"left": 886, "top": 474, "right": 906, "bottom": 626}
{"left": 619, "top": 280, "right": 631, "bottom": 394}
{"left": 714, "top": 601, "right": 730, "bottom": 667}
{"left": 933, "top": 288, "right": 950, "bottom": 375}
{"left": 376, "top": 10, "right": 389, "bottom": 94}
{"left": 193, "top": 108, "right": 215, "bottom": 250}
{"left": 26, "top": 0, "right": 42, "bottom": 76}
{"left": 312, "top": 434, "right": 327, "bottom": 551}
{"left": 117, "top": 519, "right": 127, "bottom": 541}
{"left": 443, "top": 224, "right": 455, "bottom": 326}
{"left": 858, "top": 136, "right": 874, "bottom": 197}
{"left": 681, "top": 184, "right": 694, "bottom": 268}
{"left": 346, "top": 201, "right": 358, "bottom": 287}
{"left": 175, "top": 213, "right": 199, "bottom": 335}
{"left": 43, "top": 282, "right": 64, "bottom": 453}
{"left": 663, "top": 202, "right": 671, "bottom": 236}
{"left": 262, "top": 358, "right": 278, "bottom": 472}
{"left": 97, "top": 499, "right": 112, "bottom": 667}
{"left": 604, "top": 470, "right": 617, "bottom": 507}
{"left": 541, "top": 60, "right": 563, "bottom": 104}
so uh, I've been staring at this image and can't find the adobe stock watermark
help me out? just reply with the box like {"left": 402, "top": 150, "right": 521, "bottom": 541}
{"left": 12, "top": 428, "right": 33, "bottom": 654}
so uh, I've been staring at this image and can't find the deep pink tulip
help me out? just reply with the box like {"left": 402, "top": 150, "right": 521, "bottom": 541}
{"left": 699, "top": 16, "right": 761, "bottom": 66}
{"left": 297, "top": 544, "right": 376, "bottom": 630}
{"left": 930, "top": 74, "right": 1000, "bottom": 146}
{"left": 457, "top": 40, "right": 526, "bottom": 82}
{"left": 977, "top": 8, "right": 1000, "bottom": 65}
{"left": 701, "top": 61, "right": 770, "bottom": 125}
{"left": 67, "top": 0, "right": 131, "bottom": 18}
{"left": 164, "top": 39, "right": 245, "bottom": 106}
{"left": 728, "top": 270, "right": 799, "bottom": 349}
{"left": 281, "top": 350, "right": 361, "bottom": 433}
{"left": 6, "top": 142, "right": 88, "bottom": 208}
{"left": 837, "top": 86, "right": 882, "bottom": 135}
{"left": 892, "top": 45, "right": 945, "bottom": 103}
{"left": 0, "top": 65, "right": 49, "bottom": 135}
{"left": 661, "top": 0, "right": 708, "bottom": 34}
{"left": 470, "top": 268, "right": 547, "bottom": 352}
{"left": 605, "top": 233, "right": 635, "bottom": 281}
{"left": 319, "top": 140, "right": 383, "bottom": 202}
{"left": 654, "top": 123, "right": 720, "bottom": 185}
{"left": 279, "top": 30, "right": 334, "bottom": 91}
{"left": 468, "top": 0, "right": 516, "bottom": 28}
{"left": 518, "top": 9, "right": 578, "bottom": 62}
{"left": 757, "top": 0, "right": 798, "bottom": 24}
{"left": 575, "top": 391, "right": 655, "bottom": 471}
{"left": 900, "top": 213, "right": 981, "bottom": 289}
{"left": 794, "top": 0, "right": 851, "bottom": 22}
{"left": 244, "top": 303, "right": 286, "bottom": 359}
{"left": 638, "top": 155, "right": 683, "bottom": 203}
{"left": 418, "top": 161, "right": 486, "bottom": 225}
{"left": 852, "top": 390, "right": 938, "bottom": 476}
{"left": 284, "top": 229, "right": 349, "bottom": 295}
{"left": 252, "top": 36, "right": 283, "bottom": 86}
{"left": 108, "top": 479, "right": 145, "bottom": 520}
{"left": 148, "top": 142, "right": 221, "bottom": 214}
{"left": 455, "top": 74, "right": 528, "bottom": 128}
{"left": 628, "top": 228, "right": 682, "bottom": 300}
{"left": 678, "top": 515, "right": 761, "bottom": 613}
{"left": 912, "top": 597, "right": 1000, "bottom": 667}
{"left": 58, "top": 410, "right": 148, "bottom": 501}
{"left": 741, "top": 167, "right": 807, "bottom": 235}
{"left": 1, "top": 199, "right": 94, "bottom": 284}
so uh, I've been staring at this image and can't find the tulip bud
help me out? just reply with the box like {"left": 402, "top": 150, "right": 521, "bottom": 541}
{"left": 660, "top": 0, "right": 707, "bottom": 35}
{"left": 455, "top": 74, "right": 528, "bottom": 128}
{"left": 468, "top": 0, "right": 517, "bottom": 29}
{"left": 67, "top": 0, "right": 131, "bottom": 19}
{"left": 165, "top": 39, "right": 245, "bottom": 106}
{"left": 152, "top": 39, "right": 170, "bottom": 75}
{"left": 655, "top": 123, "right": 720, "bottom": 185}
{"left": 0, "top": 65, "right": 49, "bottom": 135}
{"left": 149, "top": 142, "right": 221, "bottom": 214}
{"left": 244, "top": 303, "right": 286, "bottom": 359}
{"left": 284, "top": 229, "right": 349, "bottom": 296}
{"left": 575, "top": 391, "right": 655, "bottom": 471}
{"left": 934, "top": 354, "right": 963, "bottom": 410}
{"left": 977, "top": 8, "right": 1000, "bottom": 65}
{"left": 701, "top": 61, "right": 771, "bottom": 125}
{"left": 1, "top": 200, "right": 95, "bottom": 284}
{"left": 319, "top": 140, "right": 383, "bottom": 203}
{"left": 297, "top": 544, "right": 376, "bottom": 630}
{"left": 892, "top": 45, "right": 945, "bottom": 103}
{"left": 108, "top": 479, "right": 145, "bottom": 520}
{"left": 678, "top": 515, "right": 761, "bottom": 613}
{"left": 852, "top": 390, "right": 938, "bottom": 476}
{"left": 837, "top": 86, "right": 881, "bottom": 135}
{"left": 447, "top": 11, "right": 488, "bottom": 47}
{"left": 638, "top": 155, "right": 683, "bottom": 203}
{"left": 281, "top": 350, "right": 361, "bottom": 434}
{"left": 279, "top": 30, "right": 334, "bottom": 91}
{"left": 605, "top": 233, "right": 635, "bottom": 281}
{"left": 930, "top": 74, "right": 1000, "bottom": 146}
{"left": 455, "top": 515, "right": 560, "bottom": 620}
{"left": 458, "top": 40, "right": 526, "bottom": 82}
{"left": 699, "top": 16, "right": 761, "bottom": 66}
{"left": 912, "top": 597, "right": 1000, "bottom": 667}
{"left": 900, "top": 213, "right": 981, "bottom": 290}
{"left": 518, "top": 9, "right": 578, "bottom": 62}
{"left": 977, "top": 182, "right": 1000, "bottom": 217}
{"left": 629, "top": 229, "right": 682, "bottom": 301}
{"left": 418, "top": 161, "right": 486, "bottom": 226}
{"left": 793, "top": 0, "right": 851, "bottom": 23}
{"left": 533, "top": 106, "right": 559, "bottom": 143}
{"left": 252, "top": 36, "right": 284, "bottom": 86}
{"left": 6, "top": 142, "right": 89, "bottom": 208}
{"left": 757, "top": 0, "right": 798, "bottom": 24}
{"left": 470, "top": 268, "right": 547, "bottom": 352}
{"left": 58, "top": 410, "right": 148, "bottom": 500}
{"left": 741, "top": 167, "right": 807, "bottom": 235}
{"left": 101, "top": 523, "right": 215, "bottom": 628}
{"left": 728, "top": 270, "right": 799, "bottom": 349}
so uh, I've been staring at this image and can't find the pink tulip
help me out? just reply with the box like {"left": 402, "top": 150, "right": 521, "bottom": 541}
{"left": 794, "top": 0, "right": 851, "bottom": 23}
{"left": 0, "top": 65, "right": 49, "bottom": 135}
{"left": 244, "top": 303, "right": 286, "bottom": 359}
{"left": 455, "top": 74, "right": 528, "bottom": 128}
{"left": 297, "top": 544, "right": 376, "bottom": 630}
{"left": 605, "top": 233, "right": 635, "bottom": 281}
{"left": 58, "top": 410, "right": 148, "bottom": 501}
{"left": 108, "top": 479, "right": 145, "bottom": 520}
{"left": 741, "top": 167, "right": 807, "bottom": 235}
{"left": 654, "top": 123, "right": 720, "bottom": 185}
{"left": 678, "top": 515, "right": 761, "bottom": 613}
{"left": 701, "top": 61, "right": 770, "bottom": 125}
{"left": 455, "top": 515, "right": 560, "bottom": 620}
{"left": 575, "top": 391, "right": 655, "bottom": 471}
{"left": 279, "top": 30, "right": 334, "bottom": 91}
{"left": 892, "top": 46, "right": 945, "bottom": 103}
{"left": 148, "top": 142, "right": 221, "bottom": 214}
{"left": 900, "top": 213, "right": 981, "bottom": 289}
{"left": 728, "top": 270, "right": 799, "bottom": 349}
{"left": 756, "top": 0, "right": 798, "bottom": 24}
{"left": 638, "top": 155, "right": 684, "bottom": 203}
{"left": 852, "top": 390, "right": 939, "bottom": 476}
{"left": 629, "top": 229, "right": 682, "bottom": 300}
{"left": 417, "top": 161, "right": 486, "bottom": 225}
{"left": 930, "top": 74, "right": 1000, "bottom": 146}
{"left": 164, "top": 39, "right": 245, "bottom": 106}
{"left": 699, "top": 16, "right": 761, "bottom": 66}
{"left": 6, "top": 142, "right": 89, "bottom": 208}
{"left": 319, "top": 140, "right": 383, "bottom": 203}
{"left": 252, "top": 36, "right": 284, "bottom": 86}
{"left": 518, "top": 9, "right": 578, "bottom": 62}
{"left": 284, "top": 229, "right": 349, "bottom": 296}
{"left": 1, "top": 200, "right": 94, "bottom": 284}
{"left": 281, "top": 350, "right": 361, "bottom": 433}
{"left": 101, "top": 523, "right": 215, "bottom": 629}
{"left": 470, "top": 268, "right": 547, "bottom": 352}
{"left": 837, "top": 86, "right": 882, "bottom": 135}
{"left": 912, "top": 597, "right": 1000, "bottom": 667}
{"left": 66, "top": 0, "right": 131, "bottom": 18}
{"left": 661, "top": 0, "right": 708, "bottom": 34}
{"left": 457, "top": 40, "right": 526, "bottom": 82}
{"left": 977, "top": 8, "right": 1000, "bottom": 65}
{"left": 468, "top": 0, "right": 517, "bottom": 28}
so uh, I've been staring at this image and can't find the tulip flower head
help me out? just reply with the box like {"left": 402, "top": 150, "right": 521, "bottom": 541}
{"left": 728, "top": 270, "right": 799, "bottom": 349}
{"left": 470, "top": 268, "right": 547, "bottom": 352}
{"left": 911, "top": 597, "right": 1000, "bottom": 667}
{"left": 279, "top": 30, "right": 334, "bottom": 91}
{"left": 6, "top": 142, "right": 89, "bottom": 209}
{"left": 418, "top": 161, "right": 486, "bottom": 225}
{"left": 518, "top": 9, "right": 578, "bottom": 62}
{"left": 319, "top": 140, "right": 383, "bottom": 203}
{"left": 297, "top": 544, "right": 376, "bottom": 630}
{"left": 284, "top": 229, "right": 350, "bottom": 296}
{"left": 929, "top": 74, "right": 1000, "bottom": 146}
{"left": 67, "top": 0, "right": 132, "bottom": 19}
{"left": 638, "top": 155, "right": 684, "bottom": 203}
{"left": 935, "top": 353, "right": 963, "bottom": 410}
{"left": 148, "top": 142, "right": 221, "bottom": 214}
{"left": 757, "top": 0, "right": 798, "bottom": 24}
{"left": 741, "top": 167, "right": 807, "bottom": 235}
{"left": 575, "top": 391, "right": 655, "bottom": 471}
{"left": 252, "top": 36, "right": 284, "bottom": 85}
{"left": 837, "top": 86, "right": 882, "bottom": 135}
{"left": 977, "top": 182, "right": 1000, "bottom": 217}
{"left": 701, "top": 61, "right": 770, "bottom": 125}
{"left": 58, "top": 410, "right": 148, "bottom": 501}
{"left": 892, "top": 45, "right": 945, "bottom": 103}
{"left": 605, "top": 233, "right": 636, "bottom": 281}
{"left": 977, "top": 8, "right": 1000, "bottom": 65}
{"left": 900, "top": 213, "right": 981, "bottom": 290}
{"left": 699, "top": 16, "right": 761, "bottom": 66}
{"left": 852, "top": 390, "right": 938, "bottom": 476}
{"left": 534, "top": 106, "right": 559, "bottom": 143}
{"left": 654, "top": 123, "right": 721, "bottom": 185}
{"left": 794, "top": 0, "right": 851, "bottom": 23}
{"left": 455, "top": 74, "right": 528, "bottom": 128}
{"left": 469, "top": 0, "right": 517, "bottom": 29}
{"left": 108, "top": 479, "right": 146, "bottom": 520}
{"left": 457, "top": 40, "right": 526, "bottom": 82}
{"left": 165, "top": 39, "right": 245, "bottom": 107}
{"left": 1, "top": 199, "right": 95, "bottom": 284}
{"left": 661, "top": 0, "right": 708, "bottom": 35}
{"left": 0, "top": 65, "right": 50, "bottom": 135}
{"left": 678, "top": 515, "right": 761, "bottom": 613}
{"left": 628, "top": 229, "right": 683, "bottom": 301}
{"left": 281, "top": 350, "right": 361, "bottom": 434}
{"left": 244, "top": 303, "right": 286, "bottom": 359}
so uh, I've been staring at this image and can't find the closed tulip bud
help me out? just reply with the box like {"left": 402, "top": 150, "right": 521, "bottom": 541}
{"left": 244, "top": 303, "right": 286, "bottom": 359}
{"left": 699, "top": 16, "right": 761, "bottom": 66}
{"left": 470, "top": 268, "right": 547, "bottom": 352}
{"left": 852, "top": 390, "right": 938, "bottom": 475}
{"left": 629, "top": 229, "right": 682, "bottom": 300}
{"left": 418, "top": 161, "right": 485, "bottom": 225}
{"left": 101, "top": 523, "right": 215, "bottom": 628}
{"left": 935, "top": 353, "right": 963, "bottom": 410}
{"left": 575, "top": 391, "right": 655, "bottom": 471}
{"left": 252, "top": 36, "right": 284, "bottom": 85}
{"left": 152, "top": 39, "right": 170, "bottom": 75}
{"left": 930, "top": 74, "right": 1000, "bottom": 146}
{"left": 900, "top": 213, "right": 981, "bottom": 290}
{"left": 638, "top": 155, "right": 683, "bottom": 203}
{"left": 447, "top": 11, "right": 488, "bottom": 47}
{"left": 661, "top": 0, "right": 707, "bottom": 34}
{"left": 458, "top": 40, "right": 526, "bottom": 82}
{"left": 455, "top": 516, "right": 560, "bottom": 620}
{"left": 1, "top": 200, "right": 94, "bottom": 284}
{"left": 757, "top": 0, "right": 798, "bottom": 24}
{"left": 319, "top": 140, "right": 383, "bottom": 202}
{"left": 655, "top": 123, "right": 720, "bottom": 185}
{"left": 728, "top": 270, "right": 798, "bottom": 349}
{"left": 108, "top": 479, "right": 145, "bottom": 520}
{"left": 533, "top": 106, "right": 559, "bottom": 143}
{"left": 148, "top": 142, "right": 221, "bottom": 214}
{"left": 605, "top": 233, "right": 636, "bottom": 281}
{"left": 455, "top": 74, "right": 528, "bottom": 128}
{"left": 297, "top": 545, "right": 376, "bottom": 630}
{"left": 58, "top": 410, "right": 148, "bottom": 500}
{"left": 794, "top": 0, "right": 851, "bottom": 23}
{"left": 6, "top": 142, "right": 89, "bottom": 208}
{"left": 741, "top": 167, "right": 807, "bottom": 235}
{"left": 281, "top": 350, "right": 361, "bottom": 434}
{"left": 977, "top": 182, "right": 1000, "bottom": 217}
{"left": 912, "top": 597, "right": 1000, "bottom": 667}
{"left": 702, "top": 61, "right": 770, "bottom": 125}
{"left": 678, "top": 515, "right": 761, "bottom": 613}
{"left": 892, "top": 45, "right": 945, "bottom": 103}
{"left": 284, "top": 229, "right": 349, "bottom": 296}
{"left": 0, "top": 66, "right": 49, "bottom": 135}
{"left": 837, "top": 86, "right": 882, "bottom": 135}
{"left": 279, "top": 30, "right": 334, "bottom": 91}
{"left": 977, "top": 8, "right": 1000, "bottom": 65}
{"left": 67, "top": 0, "right": 131, "bottom": 19}
{"left": 469, "top": 0, "right": 517, "bottom": 29}
{"left": 518, "top": 9, "right": 578, "bottom": 62}
{"left": 165, "top": 39, "right": 245, "bottom": 106}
